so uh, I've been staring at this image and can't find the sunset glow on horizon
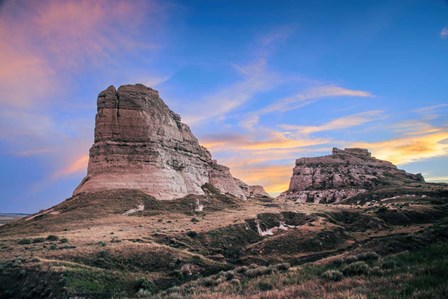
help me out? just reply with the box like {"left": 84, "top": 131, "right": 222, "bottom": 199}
{"left": 1, "top": 0, "right": 447, "bottom": 213}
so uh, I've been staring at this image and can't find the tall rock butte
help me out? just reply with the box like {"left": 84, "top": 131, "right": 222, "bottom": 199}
{"left": 74, "top": 84, "right": 267, "bottom": 200}
{"left": 280, "top": 147, "right": 425, "bottom": 203}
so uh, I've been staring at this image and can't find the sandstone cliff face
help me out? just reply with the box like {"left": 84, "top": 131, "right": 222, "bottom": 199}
{"left": 74, "top": 84, "right": 260, "bottom": 200}
{"left": 280, "top": 148, "right": 424, "bottom": 203}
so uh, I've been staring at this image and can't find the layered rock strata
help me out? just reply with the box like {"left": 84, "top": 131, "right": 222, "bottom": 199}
{"left": 74, "top": 84, "right": 264, "bottom": 200}
{"left": 280, "top": 147, "right": 424, "bottom": 203}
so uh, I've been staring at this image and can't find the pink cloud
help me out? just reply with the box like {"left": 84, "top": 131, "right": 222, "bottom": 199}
{"left": 0, "top": 0, "right": 158, "bottom": 107}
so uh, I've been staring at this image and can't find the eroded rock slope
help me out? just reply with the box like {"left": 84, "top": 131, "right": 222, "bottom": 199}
{"left": 280, "top": 147, "right": 425, "bottom": 203}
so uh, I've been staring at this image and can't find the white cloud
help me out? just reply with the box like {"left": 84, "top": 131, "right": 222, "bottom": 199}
{"left": 241, "top": 85, "right": 374, "bottom": 130}
{"left": 441, "top": 26, "right": 448, "bottom": 39}
{"left": 280, "top": 110, "right": 382, "bottom": 135}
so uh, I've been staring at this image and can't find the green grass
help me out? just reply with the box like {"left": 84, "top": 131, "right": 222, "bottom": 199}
{"left": 61, "top": 267, "right": 129, "bottom": 297}
{"left": 160, "top": 242, "right": 448, "bottom": 298}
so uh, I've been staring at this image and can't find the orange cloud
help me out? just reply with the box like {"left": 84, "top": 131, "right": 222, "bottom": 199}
{"left": 201, "top": 129, "right": 330, "bottom": 196}
{"left": 52, "top": 155, "right": 89, "bottom": 178}
{"left": 231, "top": 164, "right": 293, "bottom": 195}
{"left": 202, "top": 131, "right": 329, "bottom": 152}
{"left": 353, "top": 131, "right": 448, "bottom": 165}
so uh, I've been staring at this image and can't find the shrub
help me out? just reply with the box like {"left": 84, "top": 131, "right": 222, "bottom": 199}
{"left": 191, "top": 217, "right": 199, "bottom": 223}
{"left": 171, "top": 269, "right": 184, "bottom": 282}
{"left": 245, "top": 266, "right": 272, "bottom": 278}
{"left": 369, "top": 266, "right": 384, "bottom": 276}
{"left": 356, "top": 251, "right": 380, "bottom": 262}
{"left": 331, "top": 258, "right": 344, "bottom": 266}
{"left": 201, "top": 277, "right": 218, "bottom": 287}
{"left": 186, "top": 231, "right": 197, "bottom": 238}
{"left": 165, "top": 286, "right": 181, "bottom": 294}
{"left": 46, "top": 235, "right": 59, "bottom": 241}
{"left": 32, "top": 237, "right": 45, "bottom": 243}
{"left": 342, "top": 261, "right": 370, "bottom": 276}
{"left": 275, "top": 262, "right": 290, "bottom": 272}
{"left": 381, "top": 259, "right": 398, "bottom": 270}
{"left": 135, "top": 278, "right": 156, "bottom": 295}
{"left": 343, "top": 256, "right": 358, "bottom": 264}
{"left": 60, "top": 238, "right": 68, "bottom": 244}
{"left": 321, "top": 269, "right": 344, "bottom": 281}
{"left": 17, "top": 239, "right": 31, "bottom": 245}
{"left": 228, "top": 278, "right": 242, "bottom": 291}
{"left": 59, "top": 245, "right": 76, "bottom": 250}
{"left": 258, "top": 281, "right": 274, "bottom": 291}
{"left": 49, "top": 244, "right": 58, "bottom": 250}
{"left": 222, "top": 271, "right": 235, "bottom": 281}
{"left": 235, "top": 266, "right": 249, "bottom": 274}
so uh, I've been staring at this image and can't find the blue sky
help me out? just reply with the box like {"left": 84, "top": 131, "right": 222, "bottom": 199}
{"left": 0, "top": 0, "right": 447, "bottom": 213}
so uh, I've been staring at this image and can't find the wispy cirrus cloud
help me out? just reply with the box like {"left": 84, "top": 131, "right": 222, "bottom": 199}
{"left": 182, "top": 58, "right": 280, "bottom": 124}
{"left": 260, "top": 85, "right": 373, "bottom": 114}
{"left": 280, "top": 110, "right": 382, "bottom": 135}
{"left": 241, "top": 85, "right": 374, "bottom": 130}
{"left": 181, "top": 28, "right": 296, "bottom": 125}
{"left": 441, "top": 26, "right": 448, "bottom": 39}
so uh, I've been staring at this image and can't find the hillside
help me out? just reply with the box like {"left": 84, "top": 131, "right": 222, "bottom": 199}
{"left": 0, "top": 184, "right": 447, "bottom": 298}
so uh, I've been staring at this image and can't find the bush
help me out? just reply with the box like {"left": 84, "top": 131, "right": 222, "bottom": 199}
{"left": 235, "top": 266, "right": 249, "bottom": 274}
{"left": 227, "top": 279, "right": 241, "bottom": 292}
{"left": 356, "top": 251, "right": 380, "bottom": 262}
{"left": 49, "top": 244, "right": 58, "bottom": 250}
{"left": 60, "top": 238, "right": 68, "bottom": 244}
{"left": 342, "top": 261, "right": 370, "bottom": 276}
{"left": 223, "top": 271, "right": 235, "bottom": 281}
{"left": 321, "top": 269, "right": 344, "bottom": 281}
{"left": 343, "top": 256, "right": 358, "bottom": 264}
{"left": 258, "top": 281, "right": 274, "bottom": 291}
{"left": 191, "top": 217, "right": 199, "bottom": 223}
{"left": 171, "top": 269, "right": 184, "bottom": 282}
{"left": 381, "top": 259, "right": 398, "bottom": 270}
{"left": 331, "top": 258, "right": 344, "bottom": 266}
{"left": 32, "top": 237, "right": 45, "bottom": 243}
{"left": 46, "top": 235, "right": 59, "bottom": 241}
{"left": 201, "top": 277, "right": 219, "bottom": 287}
{"left": 245, "top": 266, "right": 272, "bottom": 278}
{"left": 369, "top": 266, "right": 384, "bottom": 276}
{"left": 165, "top": 286, "right": 181, "bottom": 294}
{"left": 17, "top": 239, "right": 31, "bottom": 245}
{"left": 275, "top": 262, "right": 290, "bottom": 272}
{"left": 186, "top": 231, "right": 197, "bottom": 238}
{"left": 135, "top": 278, "right": 156, "bottom": 295}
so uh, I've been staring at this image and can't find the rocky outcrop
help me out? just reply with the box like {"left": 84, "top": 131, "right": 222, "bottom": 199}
{"left": 280, "top": 147, "right": 425, "bottom": 203}
{"left": 74, "top": 84, "right": 258, "bottom": 200}
{"left": 234, "top": 178, "right": 271, "bottom": 198}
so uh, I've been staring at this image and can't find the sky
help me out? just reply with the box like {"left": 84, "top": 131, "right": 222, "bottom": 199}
{"left": 0, "top": 0, "right": 447, "bottom": 213}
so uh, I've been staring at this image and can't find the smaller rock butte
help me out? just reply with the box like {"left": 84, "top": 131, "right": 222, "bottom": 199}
{"left": 74, "top": 84, "right": 268, "bottom": 200}
{"left": 280, "top": 147, "right": 424, "bottom": 203}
